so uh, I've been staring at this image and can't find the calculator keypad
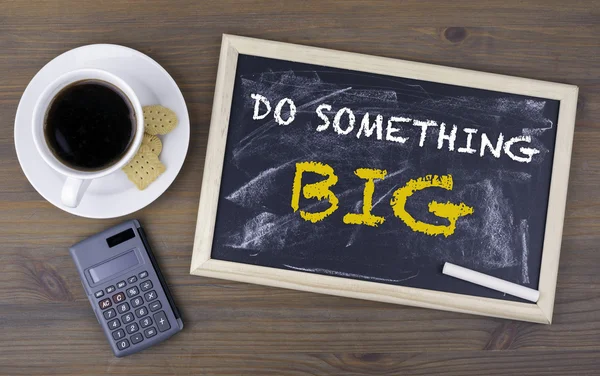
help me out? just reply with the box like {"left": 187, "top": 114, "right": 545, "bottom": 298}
{"left": 131, "top": 333, "right": 143, "bottom": 344}
{"left": 112, "top": 329, "right": 125, "bottom": 340}
{"left": 117, "top": 339, "right": 130, "bottom": 350}
{"left": 103, "top": 309, "right": 116, "bottom": 320}
{"left": 154, "top": 311, "right": 171, "bottom": 332}
{"left": 144, "top": 327, "right": 157, "bottom": 338}
{"left": 95, "top": 270, "right": 171, "bottom": 353}
{"left": 126, "top": 322, "right": 139, "bottom": 334}
{"left": 126, "top": 286, "right": 139, "bottom": 298}
{"left": 113, "top": 292, "right": 126, "bottom": 304}
{"left": 140, "top": 316, "right": 152, "bottom": 328}
{"left": 135, "top": 306, "right": 148, "bottom": 318}
{"left": 140, "top": 281, "right": 153, "bottom": 291}
{"left": 149, "top": 301, "right": 162, "bottom": 312}
{"left": 99, "top": 298, "right": 112, "bottom": 310}
{"left": 108, "top": 318, "right": 121, "bottom": 329}
{"left": 117, "top": 302, "right": 130, "bottom": 314}
{"left": 144, "top": 291, "right": 157, "bottom": 302}
{"left": 122, "top": 313, "right": 134, "bottom": 324}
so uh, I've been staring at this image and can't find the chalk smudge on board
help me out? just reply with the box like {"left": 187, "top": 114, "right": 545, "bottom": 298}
{"left": 345, "top": 201, "right": 363, "bottom": 247}
{"left": 470, "top": 179, "right": 518, "bottom": 268}
{"left": 226, "top": 160, "right": 296, "bottom": 209}
{"left": 283, "top": 264, "right": 419, "bottom": 283}
{"left": 446, "top": 169, "right": 532, "bottom": 185}
{"left": 519, "top": 219, "right": 530, "bottom": 284}
{"left": 225, "top": 162, "right": 411, "bottom": 252}
{"left": 226, "top": 212, "right": 292, "bottom": 252}
{"left": 496, "top": 170, "right": 531, "bottom": 182}
{"left": 496, "top": 98, "right": 552, "bottom": 128}
{"left": 419, "top": 96, "right": 551, "bottom": 129}
{"left": 437, "top": 178, "right": 519, "bottom": 269}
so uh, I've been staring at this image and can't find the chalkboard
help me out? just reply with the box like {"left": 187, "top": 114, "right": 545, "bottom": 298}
{"left": 192, "top": 35, "right": 578, "bottom": 323}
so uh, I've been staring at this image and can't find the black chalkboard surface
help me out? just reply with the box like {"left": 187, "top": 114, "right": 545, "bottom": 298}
{"left": 209, "top": 53, "right": 559, "bottom": 302}
{"left": 191, "top": 35, "right": 578, "bottom": 322}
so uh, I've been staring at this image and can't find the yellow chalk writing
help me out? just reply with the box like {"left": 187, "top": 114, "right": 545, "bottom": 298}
{"left": 291, "top": 161, "right": 339, "bottom": 223}
{"left": 390, "top": 174, "right": 473, "bottom": 237}
{"left": 343, "top": 168, "right": 387, "bottom": 227}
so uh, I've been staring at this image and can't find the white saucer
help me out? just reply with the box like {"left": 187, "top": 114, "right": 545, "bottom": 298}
{"left": 14, "top": 44, "right": 190, "bottom": 219}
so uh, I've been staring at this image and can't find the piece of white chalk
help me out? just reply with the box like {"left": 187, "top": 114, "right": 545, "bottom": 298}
{"left": 442, "top": 262, "right": 540, "bottom": 303}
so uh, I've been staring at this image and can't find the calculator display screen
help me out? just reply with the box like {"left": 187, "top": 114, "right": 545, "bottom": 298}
{"left": 89, "top": 250, "right": 139, "bottom": 283}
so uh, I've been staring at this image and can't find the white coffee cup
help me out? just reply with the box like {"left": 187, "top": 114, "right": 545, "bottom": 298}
{"left": 32, "top": 68, "right": 144, "bottom": 208}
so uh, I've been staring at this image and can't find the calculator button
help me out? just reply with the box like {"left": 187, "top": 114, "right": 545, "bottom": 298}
{"left": 108, "top": 318, "right": 121, "bottom": 330}
{"left": 144, "top": 327, "right": 157, "bottom": 338}
{"left": 140, "top": 280, "right": 153, "bottom": 291}
{"left": 149, "top": 301, "right": 162, "bottom": 312}
{"left": 127, "top": 276, "right": 137, "bottom": 284}
{"left": 112, "top": 329, "right": 125, "bottom": 340}
{"left": 116, "top": 281, "right": 126, "bottom": 289}
{"left": 112, "top": 292, "right": 126, "bottom": 304}
{"left": 131, "top": 333, "right": 143, "bottom": 344}
{"left": 153, "top": 311, "right": 171, "bottom": 332}
{"left": 103, "top": 309, "right": 116, "bottom": 320}
{"left": 140, "top": 316, "right": 153, "bottom": 328}
{"left": 98, "top": 298, "right": 112, "bottom": 310}
{"left": 126, "top": 322, "right": 139, "bottom": 334}
{"left": 106, "top": 285, "right": 116, "bottom": 294}
{"left": 131, "top": 297, "right": 144, "bottom": 308}
{"left": 139, "top": 271, "right": 148, "bottom": 279}
{"left": 117, "top": 339, "right": 130, "bottom": 350}
{"left": 122, "top": 313, "right": 135, "bottom": 324}
{"left": 117, "top": 302, "right": 130, "bottom": 313}
{"left": 135, "top": 306, "right": 148, "bottom": 318}
{"left": 144, "top": 290, "right": 157, "bottom": 302}
{"left": 94, "top": 290, "right": 104, "bottom": 299}
{"left": 126, "top": 286, "right": 139, "bottom": 297}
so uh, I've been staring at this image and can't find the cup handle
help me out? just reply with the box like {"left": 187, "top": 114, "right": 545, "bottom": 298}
{"left": 61, "top": 177, "right": 90, "bottom": 207}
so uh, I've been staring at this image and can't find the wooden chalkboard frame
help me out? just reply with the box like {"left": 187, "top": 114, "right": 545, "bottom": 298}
{"left": 191, "top": 34, "right": 578, "bottom": 324}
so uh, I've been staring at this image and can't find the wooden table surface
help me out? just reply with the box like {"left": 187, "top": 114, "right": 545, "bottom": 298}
{"left": 1, "top": 1, "right": 599, "bottom": 374}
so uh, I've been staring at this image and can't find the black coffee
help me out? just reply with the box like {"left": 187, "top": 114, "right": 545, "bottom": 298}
{"left": 44, "top": 80, "right": 135, "bottom": 171}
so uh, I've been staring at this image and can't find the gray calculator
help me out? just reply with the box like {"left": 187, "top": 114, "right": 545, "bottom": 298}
{"left": 70, "top": 220, "right": 183, "bottom": 357}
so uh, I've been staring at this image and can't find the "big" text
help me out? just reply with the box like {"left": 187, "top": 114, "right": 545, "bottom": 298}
{"left": 290, "top": 162, "right": 474, "bottom": 237}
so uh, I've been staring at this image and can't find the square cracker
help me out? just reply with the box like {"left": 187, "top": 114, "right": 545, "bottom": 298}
{"left": 122, "top": 145, "right": 166, "bottom": 190}
{"left": 142, "top": 132, "right": 162, "bottom": 155}
{"left": 143, "top": 105, "right": 178, "bottom": 135}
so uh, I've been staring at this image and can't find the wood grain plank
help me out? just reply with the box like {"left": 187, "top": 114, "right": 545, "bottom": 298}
{"left": 1, "top": 349, "right": 600, "bottom": 375}
{"left": 2, "top": 0, "right": 599, "bottom": 27}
